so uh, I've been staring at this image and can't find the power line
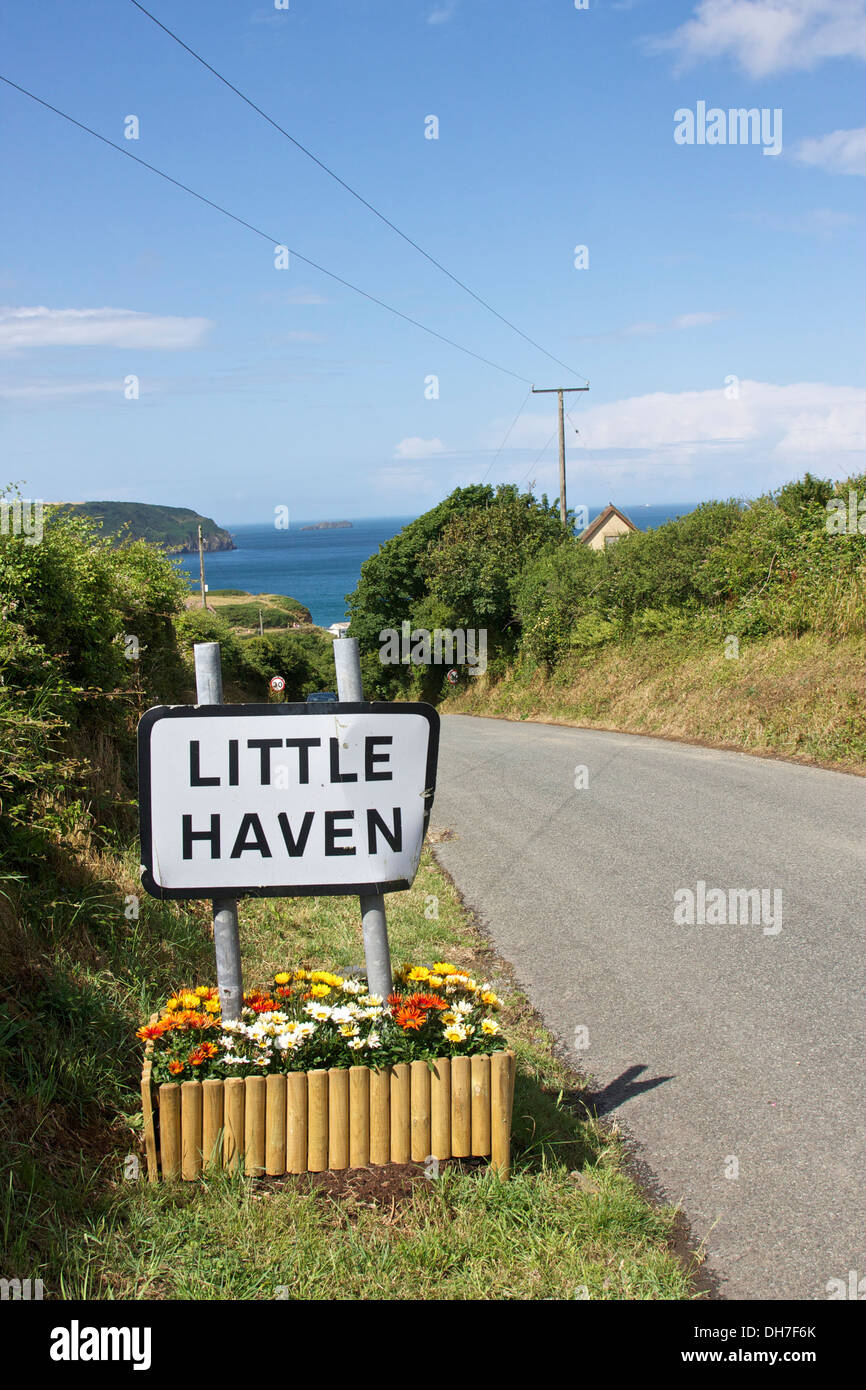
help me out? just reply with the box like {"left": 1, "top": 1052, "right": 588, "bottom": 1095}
{"left": 519, "top": 398, "right": 585, "bottom": 489}
{"left": 128, "top": 0, "right": 588, "bottom": 386}
{"left": 518, "top": 429, "right": 558, "bottom": 488}
{"left": 0, "top": 74, "right": 533, "bottom": 386}
{"left": 480, "top": 388, "right": 532, "bottom": 484}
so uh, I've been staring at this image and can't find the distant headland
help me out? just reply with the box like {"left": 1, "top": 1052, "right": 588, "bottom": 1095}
{"left": 299, "top": 520, "right": 352, "bottom": 531}
{"left": 51, "top": 502, "right": 235, "bottom": 554}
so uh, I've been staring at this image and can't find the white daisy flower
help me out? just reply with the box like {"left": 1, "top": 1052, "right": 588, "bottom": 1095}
{"left": 330, "top": 1005, "right": 360, "bottom": 1025}
{"left": 304, "top": 1002, "right": 332, "bottom": 1021}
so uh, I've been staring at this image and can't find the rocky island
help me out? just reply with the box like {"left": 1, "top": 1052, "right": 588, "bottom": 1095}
{"left": 299, "top": 520, "right": 352, "bottom": 531}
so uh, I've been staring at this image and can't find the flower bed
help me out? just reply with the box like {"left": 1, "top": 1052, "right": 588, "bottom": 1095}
{"left": 140, "top": 963, "right": 516, "bottom": 1180}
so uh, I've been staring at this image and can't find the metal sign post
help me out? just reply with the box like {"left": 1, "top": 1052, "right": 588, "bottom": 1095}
{"left": 139, "top": 642, "right": 438, "bottom": 1014}
{"left": 193, "top": 642, "right": 243, "bottom": 1021}
{"left": 333, "top": 635, "right": 393, "bottom": 1001}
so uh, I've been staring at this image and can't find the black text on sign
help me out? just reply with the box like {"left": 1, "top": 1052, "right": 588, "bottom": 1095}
{"left": 138, "top": 703, "right": 439, "bottom": 898}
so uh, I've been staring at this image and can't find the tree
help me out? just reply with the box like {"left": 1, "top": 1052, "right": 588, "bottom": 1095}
{"left": 424, "top": 485, "right": 566, "bottom": 655}
{"left": 345, "top": 485, "right": 496, "bottom": 696}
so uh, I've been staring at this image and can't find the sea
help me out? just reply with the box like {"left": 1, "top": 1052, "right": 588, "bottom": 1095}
{"left": 174, "top": 504, "right": 697, "bottom": 629}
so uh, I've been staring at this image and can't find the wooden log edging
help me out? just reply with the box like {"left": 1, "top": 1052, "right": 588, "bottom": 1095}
{"left": 144, "top": 1050, "right": 516, "bottom": 1182}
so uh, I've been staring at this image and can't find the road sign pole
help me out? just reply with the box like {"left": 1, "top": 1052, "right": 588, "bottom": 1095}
{"left": 333, "top": 636, "right": 394, "bottom": 1001}
{"left": 194, "top": 641, "right": 244, "bottom": 1021}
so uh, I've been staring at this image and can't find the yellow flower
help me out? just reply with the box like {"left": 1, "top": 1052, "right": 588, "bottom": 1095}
{"left": 194, "top": 986, "right": 209, "bottom": 998}
{"left": 428, "top": 975, "right": 443, "bottom": 988}
{"left": 274, "top": 973, "right": 290, "bottom": 985}
{"left": 441, "top": 1011, "right": 457, "bottom": 1025}
{"left": 310, "top": 971, "right": 343, "bottom": 987}
{"left": 204, "top": 999, "right": 221, "bottom": 1014}
{"left": 481, "top": 1019, "right": 500, "bottom": 1035}
{"left": 407, "top": 966, "right": 430, "bottom": 982}
{"left": 432, "top": 962, "right": 457, "bottom": 976}
{"left": 310, "top": 983, "right": 331, "bottom": 998}
{"left": 481, "top": 991, "right": 500, "bottom": 1009}
{"left": 294, "top": 968, "right": 309, "bottom": 980}
{"left": 164, "top": 997, "right": 180, "bottom": 1012}
{"left": 181, "top": 992, "right": 199, "bottom": 1009}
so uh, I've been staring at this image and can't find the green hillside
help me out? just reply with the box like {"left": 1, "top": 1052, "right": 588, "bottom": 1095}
{"left": 52, "top": 501, "right": 235, "bottom": 553}
{"left": 187, "top": 589, "right": 313, "bottom": 629}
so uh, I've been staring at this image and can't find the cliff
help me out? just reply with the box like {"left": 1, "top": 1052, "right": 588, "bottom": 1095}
{"left": 52, "top": 502, "right": 235, "bottom": 553}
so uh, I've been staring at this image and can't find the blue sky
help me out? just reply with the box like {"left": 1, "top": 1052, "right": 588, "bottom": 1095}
{"left": 1, "top": 0, "right": 864, "bottom": 523}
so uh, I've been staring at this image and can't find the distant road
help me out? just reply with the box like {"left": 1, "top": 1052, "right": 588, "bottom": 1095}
{"left": 430, "top": 714, "right": 866, "bottom": 1301}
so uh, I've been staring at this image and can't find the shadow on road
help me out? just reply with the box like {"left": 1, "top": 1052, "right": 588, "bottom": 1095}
{"left": 587, "top": 1064, "right": 675, "bottom": 1116}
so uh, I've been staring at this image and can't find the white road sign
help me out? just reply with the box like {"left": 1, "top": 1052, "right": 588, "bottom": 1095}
{"left": 138, "top": 702, "right": 439, "bottom": 899}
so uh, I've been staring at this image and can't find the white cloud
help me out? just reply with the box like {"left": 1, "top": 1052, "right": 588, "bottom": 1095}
{"left": 672, "top": 311, "right": 727, "bottom": 330}
{"left": 0, "top": 306, "right": 212, "bottom": 351}
{"left": 483, "top": 381, "right": 866, "bottom": 496}
{"left": 650, "top": 0, "right": 866, "bottom": 78}
{"left": 777, "top": 401, "right": 866, "bottom": 453}
{"left": 795, "top": 127, "right": 866, "bottom": 175}
{"left": 393, "top": 436, "right": 446, "bottom": 460}
{"left": 625, "top": 311, "right": 727, "bottom": 335}
{"left": 428, "top": 3, "right": 457, "bottom": 24}
{"left": 577, "top": 311, "right": 727, "bottom": 341}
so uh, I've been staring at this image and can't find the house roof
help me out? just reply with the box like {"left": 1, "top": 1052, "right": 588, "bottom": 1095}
{"left": 579, "top": 503, "right": 638, "bottom": 545}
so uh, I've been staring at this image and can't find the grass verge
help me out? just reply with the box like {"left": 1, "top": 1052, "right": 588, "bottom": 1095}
{"left": 3, "top": 846, "right": 704, "bottom": 1301}
{"left": 446, "top": 631, "right": 866, "bottom": 774}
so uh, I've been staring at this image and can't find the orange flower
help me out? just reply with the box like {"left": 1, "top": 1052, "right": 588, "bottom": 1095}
{"left": 388, "top": 992, "right": 404, "bottom": 1009}
{"left": 199, "top": 1042, "right": 218, "bottom": 1058}
{"left": 406, "top": 992, "right": 447, "bottom": 1012}
{"left": 168, "top": 1060, "right": 184, "bottom": 1076}
{"left": 394, "top": 1004, "right": 427, "bottom": 1031}
{"left": 136, "top": 1022, "right": 168, "bottom": 1041}
{"left": 188, "top": 1048, "right": 205, "bottom": 1067}
{"left": 167, "top": 1009, "right": 209, "bottom": 1029}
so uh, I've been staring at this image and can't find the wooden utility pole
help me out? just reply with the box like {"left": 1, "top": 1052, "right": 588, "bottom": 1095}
{"left": 197, "top": 525, "right": 208, "bottom": 609}
{"left": 531, "top": 385, "right": 589, "bottom": 526}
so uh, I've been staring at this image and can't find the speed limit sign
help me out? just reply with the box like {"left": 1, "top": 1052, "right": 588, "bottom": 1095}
{"left": 269, "top": 675, "right": 286, "bottom": 693}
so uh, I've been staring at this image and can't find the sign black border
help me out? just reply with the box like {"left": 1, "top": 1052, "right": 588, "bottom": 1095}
{"left": 137, "top": 701, "right": 440, "bottom": 900}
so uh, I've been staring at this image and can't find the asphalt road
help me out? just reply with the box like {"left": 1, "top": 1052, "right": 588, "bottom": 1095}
{"left": 430, "top": 714, "right": 866, "bottom": 1301}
